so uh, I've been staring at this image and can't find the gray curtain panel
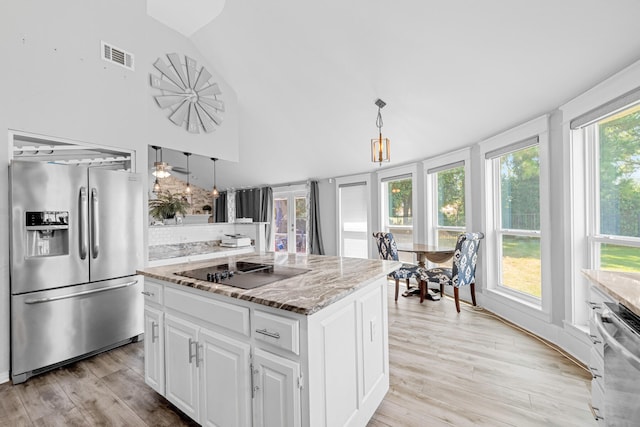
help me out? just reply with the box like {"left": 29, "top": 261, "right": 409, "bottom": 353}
{"left": 260, "top": 187, "right": 273, "bottom": 249}
{"left": 214, "top": 191, "right": 227, "bottom": 222}
{"left": 236, "top": 188, "right": 261, "bottom": 221}
{"left": 308, "top": 180, "right": 325, "bottom": 255}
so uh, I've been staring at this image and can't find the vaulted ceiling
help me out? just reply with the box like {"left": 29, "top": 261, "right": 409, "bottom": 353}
{"left": 149, "top": 0, "right": 640, "bottom": 189}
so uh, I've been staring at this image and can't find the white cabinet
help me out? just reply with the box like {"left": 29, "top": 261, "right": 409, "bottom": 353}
{"left": 252, "top": 347, "right": 301, "bottom": 427}
{"left": 143, "top": 306, "right": 164, "bottom": 394}
{"left": 199, "top": 328, "right": 252, "bottom": 427}
{"left": 164, "top": 314, "right": 253, "bottom": 427}
{"left": 165, "top": 314, "right": 200, "bottom": 420}
{"left": 143, "top": 280, "right": 165, "bottom": 395}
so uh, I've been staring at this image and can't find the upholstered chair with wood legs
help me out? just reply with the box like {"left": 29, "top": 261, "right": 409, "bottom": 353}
{"left": 418, "top": 232, "right": 484, "bottom": 312}
{"left": 372, "top": 232, "right": 421, "bottom": 302}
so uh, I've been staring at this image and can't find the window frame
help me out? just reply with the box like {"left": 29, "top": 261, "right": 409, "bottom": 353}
{"left": 423, "top": 148, "right": 472, "bottom": 247}
{"left": 564, "top": 79, "right": 640, "bottom": 331}
{"left": 480, "top": 115, "right": 551, "bottom": 321}
{"left": 585, "top": 118, "right": 640, "bottom": 269}
{"left": 376, "top": 164, "right": 420, "bottom": 249}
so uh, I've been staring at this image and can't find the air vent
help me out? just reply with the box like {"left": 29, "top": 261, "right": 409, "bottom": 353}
{"left": 101, "top": 41, "right": 134, "bottom": 71}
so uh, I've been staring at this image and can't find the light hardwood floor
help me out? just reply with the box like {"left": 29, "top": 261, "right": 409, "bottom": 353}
{"left": 0, "top": 283, "right": 596, "bottom": 427}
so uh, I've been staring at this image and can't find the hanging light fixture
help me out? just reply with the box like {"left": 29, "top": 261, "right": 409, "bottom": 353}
{"left": 183, "top": 152, "right": 192, "bottom": 194}
{"left": 371, "top": 98, "right": 390, "bottom": 166}
{"left": 151, "top": 146, "right": 162, "bottom": 193}
{"left": 211, "top": 157, "right": 219, "bottom": 199}
{"left": 152, "top": 146, "right": 171, "bottom": 178}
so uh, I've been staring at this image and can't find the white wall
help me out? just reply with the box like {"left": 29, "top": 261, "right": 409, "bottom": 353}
{"left": 0, "top": 0, "right": 239, "bottom": 381}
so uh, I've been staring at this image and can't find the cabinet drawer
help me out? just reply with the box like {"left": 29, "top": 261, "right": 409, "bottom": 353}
{"left": 143, "top": 280, "right": 163, "bottom": 305}
{"left": 165, "top": 287, "right": 250, "bottom": 336}
{"left": 253, "top": 310, "right": 299, "bottom": 355}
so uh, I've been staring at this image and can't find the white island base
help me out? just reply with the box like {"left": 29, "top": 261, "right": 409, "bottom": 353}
{"left": 142, "top": 270, "right": 390, "bottom": 427}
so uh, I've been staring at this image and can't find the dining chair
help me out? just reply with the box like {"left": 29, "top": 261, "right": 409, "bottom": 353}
{"left": 372, "top": 232, "right": 421, "bottom": 302}
{"left": 418, "top": 232, "right": 484, "bottom": 312}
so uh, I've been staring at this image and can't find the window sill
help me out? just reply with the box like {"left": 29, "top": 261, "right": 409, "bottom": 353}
{"left": 484, "top": 287, "right": 551, "bottom": 323}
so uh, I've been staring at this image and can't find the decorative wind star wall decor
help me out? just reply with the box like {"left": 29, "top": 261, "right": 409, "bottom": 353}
{"left": 150, "top": 53, "right": 225, "bottom": 134}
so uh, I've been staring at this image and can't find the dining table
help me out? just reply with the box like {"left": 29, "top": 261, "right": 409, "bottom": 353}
{"left": 397, "top": 243, "right": 455, "bottom": 267}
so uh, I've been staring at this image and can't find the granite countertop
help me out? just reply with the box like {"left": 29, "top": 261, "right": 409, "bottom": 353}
{"left": 149, "top": 241, "right": 251, "bottom": 261}
{"left": 138, "top": 253, "right": 402, "bottom": 315}
{"left": 582, "top": 269, "right": 640, "bottom": 317}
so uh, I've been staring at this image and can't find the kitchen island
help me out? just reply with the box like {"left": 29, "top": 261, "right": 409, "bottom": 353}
{"left": 138, "top": 253, "right": 401, "bottom": 427}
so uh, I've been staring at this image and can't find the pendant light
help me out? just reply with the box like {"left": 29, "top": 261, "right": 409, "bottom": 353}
{"left": 152, "top": 146, "right": 171, "bottom": 178}
{"left": 151, "top": 146, "right": 162, "bottom": 193}
{"left": 183, "top": 152, "right": 192, "bottom": 194}
{"left": 371, "top": 98, "right": 390, "bottom": 165}
{"left": 211, "top": 157, "right": 219, "bottom": 199}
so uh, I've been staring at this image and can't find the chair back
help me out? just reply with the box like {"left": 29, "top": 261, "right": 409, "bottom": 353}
{"left": 452, "top": 232, "right": 484, "bottom": 287}
{"left": 372, "top": 232, "right": 400, "bottom": 261}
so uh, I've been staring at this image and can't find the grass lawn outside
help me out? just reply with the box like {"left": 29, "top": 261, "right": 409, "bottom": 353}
{"left": 431, "top": 233, "right": 640, "bottom": 299}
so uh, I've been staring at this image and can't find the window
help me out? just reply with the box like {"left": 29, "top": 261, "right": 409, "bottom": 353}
{"left": 433, "top": 164, "right": 465, "bottom": 248}
{"left": 273, "top": 190, "right": 307, "bottom": 254}
{"left": 337, "top": 179, "right": 369, "bottom": 259}
{"left": 588, "top": 103, "right": 640, "bottom": 272}
{"left": 381, "top": 176, "right": 413, "bottom": 247}
{"left": 493, "top": 144, "right": 541, "bottom": 298}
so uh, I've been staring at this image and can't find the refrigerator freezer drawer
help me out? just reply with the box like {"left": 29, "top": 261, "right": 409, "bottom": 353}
{"left": 11, "top": 276, "right": 143, "bottom": 383}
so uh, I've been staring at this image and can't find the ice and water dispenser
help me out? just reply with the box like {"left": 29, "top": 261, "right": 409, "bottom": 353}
{"left": 24, "top": 211, "right": 69, "bottom": 257}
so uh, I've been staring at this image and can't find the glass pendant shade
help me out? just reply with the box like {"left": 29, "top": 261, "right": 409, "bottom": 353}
{"left": 152, "top": 161, "right": 171, "bottom": 178}
{"left": 371, "top": 134, "right": 390, "bottom": 164}
{"left": 153, "top": 178, "right": 161, "bottom": 193}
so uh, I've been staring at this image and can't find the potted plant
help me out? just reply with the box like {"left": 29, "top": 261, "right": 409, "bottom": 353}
{"left": 149, "top": 191, "right": 189, "bottom": 221}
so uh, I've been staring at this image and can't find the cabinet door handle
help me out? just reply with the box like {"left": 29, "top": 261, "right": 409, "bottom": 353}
{"left": 250, "top": 363, "right": 260, "bottom": 398}
{"left": 195, "top": 342, "right": 201, "bottom": 368}
{"left": 141, "top": 291, "right": 154, "bottom": 297}
{"left": 589, "top": 403, "right": 603, "bottom": 421}
{"left": 589, "top": 334, "right": 601, "bottom": 345}
{"left": 588, "top": 366, "right": 601, "bottom": 379}
{"left": 255, "top": 328, "right": 280, "bottom": 339}
{"left": 586, "top": 301, "right": 600, "bottom": 310}
{"left": 151, "top": 322, "right": 159, "bottom": 343}
{"left": 188, "top": 338, "right": 196, "bottom": 364}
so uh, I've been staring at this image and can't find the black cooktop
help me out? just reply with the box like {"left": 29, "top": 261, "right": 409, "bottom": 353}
{"left": 175, "top": 261, "right": 309, "bottom": 290}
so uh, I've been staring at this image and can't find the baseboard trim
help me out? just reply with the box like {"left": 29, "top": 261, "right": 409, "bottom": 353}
{"left": 0, "top": 371, "right": 9, "bottom": 384}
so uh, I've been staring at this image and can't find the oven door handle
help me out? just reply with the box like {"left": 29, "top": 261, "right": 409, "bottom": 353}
{"left": 595, "top": 311, "right": 640, "bottom": 371}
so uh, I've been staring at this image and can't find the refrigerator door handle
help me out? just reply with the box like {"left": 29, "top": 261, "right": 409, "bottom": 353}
{"left": 91, "top": 187, "right": 99, "bottom": 259}
{"left": 79, "top": 187, "right": 88, "bottom": 260}
{"left": 24, "top": 279, "right": 139, "bottom": 304}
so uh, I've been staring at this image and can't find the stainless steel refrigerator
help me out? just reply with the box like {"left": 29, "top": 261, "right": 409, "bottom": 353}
{"left": 10, "top": 160, "right": 143, "bottom": 383}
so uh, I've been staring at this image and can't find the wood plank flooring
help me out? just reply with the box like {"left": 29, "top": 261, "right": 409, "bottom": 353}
{"left": 0, "top": 282, "right": 596, "bottom": 426}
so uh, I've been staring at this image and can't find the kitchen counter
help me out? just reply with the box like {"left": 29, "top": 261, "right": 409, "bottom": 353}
{"left": 582, "top": 269, "right": 640, "bottom": 317}
{"left": 138, "top": 252, "right": 401, "bottom": 315}
{"left": 147, "top": 241, "right": 254, "bottom": 266}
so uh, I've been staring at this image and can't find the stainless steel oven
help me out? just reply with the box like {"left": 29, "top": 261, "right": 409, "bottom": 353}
{"left": 594, "top": 302, "right": 640, "bottom": 426}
